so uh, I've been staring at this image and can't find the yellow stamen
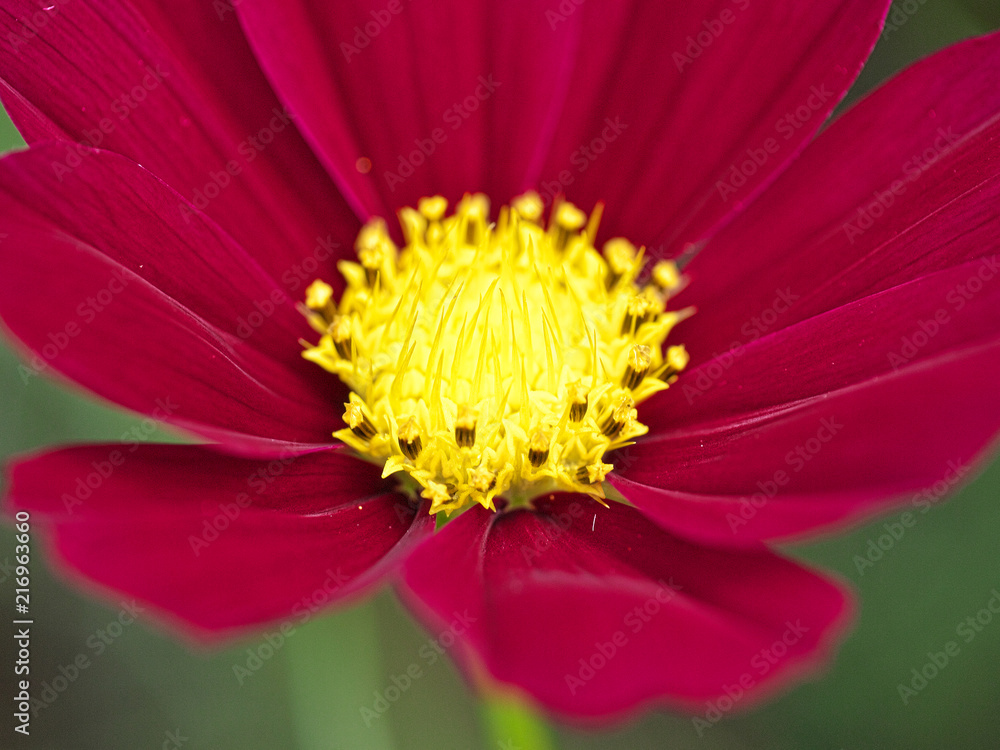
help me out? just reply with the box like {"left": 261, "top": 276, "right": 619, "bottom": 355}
{"left": 512, "top": 192, "right": 544, "bottom": 223}
{"left": 330, "top": 315, "right": 352, "bottom": 359}
{"left": 604, "top": 238, "right": 638, "bottom": 288}
{"left": 421, "top": 480, "right": 453, "bottom": 514}
{"left": 528, "top": 429, "right": 551, "bottom": 468}
{"left": 576, "top": 461, "right": 614, "bottom": 485}
{"left": 397, "top": 416, "right": 423, "bottom": 460}
{"left": 302, "top": 192, "right": 689, "bottom": 514}
{"left": 455, "top": 405, "right": 478, "bottom": 448}
{"left": 344, "top": 399, "right": 377, "bottom": 440}
{"left": 623, "top": 344, "right": 652, "bottom": 390}
{"left": 658, "top": 344, "right": 691, "bottom": 382}
{"left": 567, "top": 380, "right": 589, "bottom": 422}
{"left": 652, "top": 259, "right": 682, "bottom": 293}
{"left": 305, "top": 279, "right": 334, "bottom": 310}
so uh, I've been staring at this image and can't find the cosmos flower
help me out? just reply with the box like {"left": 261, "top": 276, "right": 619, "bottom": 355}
{"left": 2, "top": 0, "right": 1000, "bottom": 722}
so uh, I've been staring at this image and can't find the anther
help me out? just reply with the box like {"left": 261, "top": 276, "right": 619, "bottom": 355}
{"left": 397, "top": 207, "right": 427, "bottom": 245}
{"left": 621, "top": 295, "right": 652, "bottom": 335}
{"left": 528, "top": 429, "right": 551, "bottom": 468}
{"left": 418, "top": 195, "right": 448, "bottom": 222}
{"left": 344, "top": 402, "right": 377, "bottom": 440}
{"left": 462, "top": 193, "right": 490, "bottom": 246}
{"left": 356, "top": 217, "right": 389, "bottom": 251}
{"left": 330, "top": 315, "right": 353, "bottom": 359}
{"left": 622, "top": 345, "right": 652, "bottom": 390}
{"left": 553, "top": 202, "right": 586, "bottom": 250}
{"left": 512, "top": 191, "right": 544, "bottom": 223}
{"left": 652, "top": 259, "right": 682, "bottom": 293}
{"left": 575, "top": 461, "right": 614, "bottom": 484}
{"left": 600, "top": 395, "right": 636, "bottom": 438}
{"left": 469, "top": 464, "right": 497, "bottom": 492}
{"left": 397, "top": 417, "right": 423, "bottom": 460}
{"left": 567, "top": 380, "right": 589, "bottom": 422}
{"left": 305, "top": 279, "right": 334, "bottom": 314}
{"left": 421, "top": 481, "right": 453, "bottom": 514}
{"left": 455, "top": 405, "right": 478, "bottom": 448}
{"left": 359, "top": 246, "right": 385, "bottom": 287}
{"left": 604, "top": 238, "right": 638, "bottom": 289}
{"left": 657, "top": 345, "right": 690, "bottom": 381}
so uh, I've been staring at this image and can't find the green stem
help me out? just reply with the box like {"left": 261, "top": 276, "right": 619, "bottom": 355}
{"left": 480, "top": 690, "right": 557, "bottom": 750}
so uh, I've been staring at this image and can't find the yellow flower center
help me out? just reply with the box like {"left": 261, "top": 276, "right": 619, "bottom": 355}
{"left": 300, "top": 192, "right": 689, "bottom": 516}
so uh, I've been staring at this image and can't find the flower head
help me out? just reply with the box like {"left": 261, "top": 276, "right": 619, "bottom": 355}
{"left": 303, "top": 194, "right": 688, "bottom": 513}
{"left": 2, "top": 0, "right": 1000, "bottom": 721}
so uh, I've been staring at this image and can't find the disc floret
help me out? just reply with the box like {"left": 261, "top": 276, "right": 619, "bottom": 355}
{"left": 301, "top": 193, "right": 689, "bottom": 515}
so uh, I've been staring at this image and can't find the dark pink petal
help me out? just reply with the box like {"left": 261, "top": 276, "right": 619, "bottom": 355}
{"left": 236, "top": 0, "right": 577, "bottom": 218}
{"left": 644, "top": 256, "right": 1000, "bottom": 434}
{"left": 236, "top": 1, "right": 887, "bottom": 246}
{"left": 536, "top": 0, "right": 891, "bottom": 250}
{"left": 0, "top": 77, "right": 67, "bottom": 140}
{"left": 6, "top": 444, "right": 430, "bottom": 637}
{"left": 677, "top": 31, "right": 1000, "bottom": 363}
{"left": 0, "top": 0, "right": 358, "bottom": 279}
{"left": 400, "top": 495, "right": 850, "bottom": 719}
{"left": 613, "top": 340, "right": 1000, "bottom": 546}
{"left": 0, "top": 145, "right": 342, "bottom": 454}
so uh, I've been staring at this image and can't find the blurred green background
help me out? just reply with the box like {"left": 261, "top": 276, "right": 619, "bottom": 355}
{"left": 2, "top": 3, "right": 1000, "bottom": 748}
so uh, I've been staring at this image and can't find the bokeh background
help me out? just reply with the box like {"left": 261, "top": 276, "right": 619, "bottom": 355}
{"left": 2, "top": 2, "right": 1000, "bottom": 748}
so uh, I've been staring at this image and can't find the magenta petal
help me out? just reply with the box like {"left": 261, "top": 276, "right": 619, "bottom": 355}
{"left": 236, "top": 0, "right": 577, "bottom": 217}
{"left": 643, "top": 257, "right": 1000, "bottom": 435}
{"left": 0, "top": 146, "right": 342, "bottom": 453}
{"left": 0, "top": 0, "right": 358, "bottom": 278}
{"left": 614, "top": 341, "right": 1000, "bottom": 546}
{"left": 535, "top": 0, "right": 890, "bottom": 249}
{"left": 400, "top": 495, "right": 851, "bottom": 719}
{"left": 678, "top": 31, "right": 1000, "bottom": 361}
{"left": 6, "top": 445, "right": 431, "bottom": 637}
{"left": 0, "top": 76, "right": 68, "bottom": 140}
